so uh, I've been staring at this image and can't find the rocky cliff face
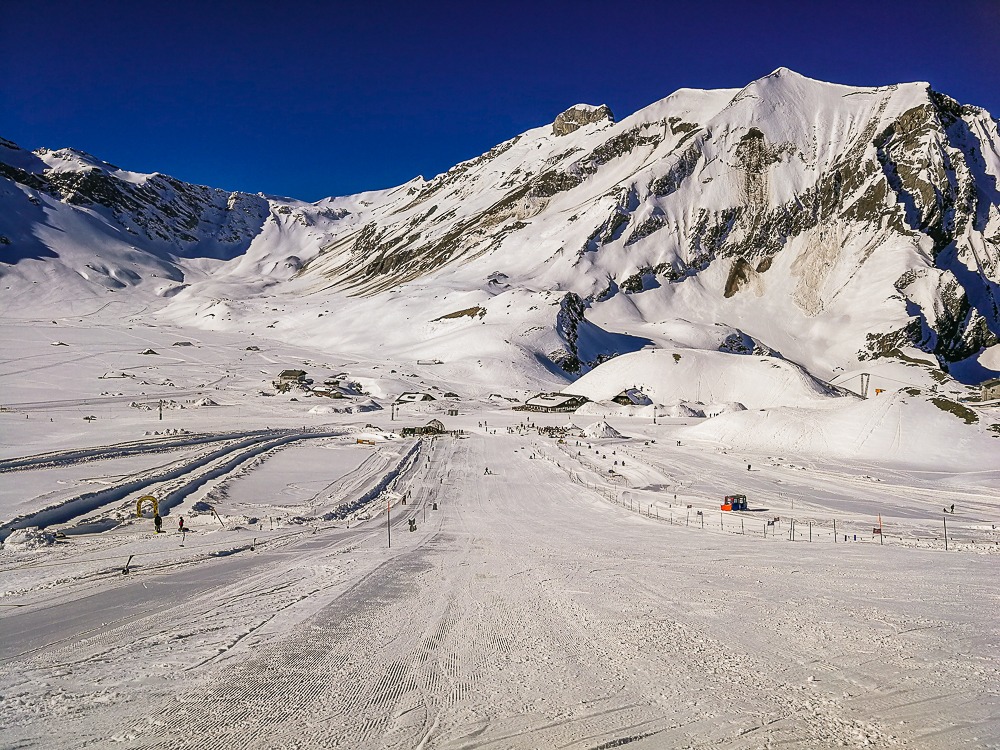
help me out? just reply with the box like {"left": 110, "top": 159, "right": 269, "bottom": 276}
{"left": 552, "top": 104, "right": 614, "bottom": 136}
{"left": 0, "top": 140, "right": 269, "bottom": 261}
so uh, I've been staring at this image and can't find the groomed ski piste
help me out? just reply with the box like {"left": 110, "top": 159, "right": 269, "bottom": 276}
{"left": 1, "top": 309, "right": 998, "bottom": 749}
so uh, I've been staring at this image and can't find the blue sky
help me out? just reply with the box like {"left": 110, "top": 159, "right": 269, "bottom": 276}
{"left": 3, "top": 0, "right": 997, "bottom": 201}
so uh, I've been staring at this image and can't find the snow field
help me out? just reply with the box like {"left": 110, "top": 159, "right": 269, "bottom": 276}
{"left": 2, "top": 415, "right": 998, "bottom": 747}
{"left": 1, "top": 318, "right": 998, "bottom": 748}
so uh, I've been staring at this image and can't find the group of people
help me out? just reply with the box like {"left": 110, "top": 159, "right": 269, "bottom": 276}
{"left": 152, "top": 513, "right": 186, "bottom": 533}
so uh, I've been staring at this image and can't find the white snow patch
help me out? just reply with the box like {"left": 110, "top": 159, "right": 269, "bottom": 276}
{"left": 2, "top": 527, "right": 58, "bottom": 551}
{"left": 308, "top": 398, "right": 382, "bottom": 415}
{"left": 569, "top": 349, "right": 845, "bottom": 410}
{"left": 583, "top": 420, "right": 624, "bottom": 439}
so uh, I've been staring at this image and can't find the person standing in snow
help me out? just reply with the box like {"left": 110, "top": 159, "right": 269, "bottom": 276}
{"left": 153, "top": 513, "right": 162, "bottom": 533}
{"left": 178, "top": 516, "right": 185, "bottom": 531}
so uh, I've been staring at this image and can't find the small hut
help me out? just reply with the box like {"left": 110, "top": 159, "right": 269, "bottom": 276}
{"left": 980, "top": 378, "right": 1000, "bottom": 401}
{"left": 612, "top": 388, "right": 650, "bottom": 406}
{"left": 400, "top": 419, "right": 446, "bottom": 437}
{"left": 395, "top": 392, "right": 436, "bottom": 403}
{"left": 520, "top": 393, "right": 589, "bottom": 412}
{"left": 273, "top": 369, "right": 308, "bottom": 393}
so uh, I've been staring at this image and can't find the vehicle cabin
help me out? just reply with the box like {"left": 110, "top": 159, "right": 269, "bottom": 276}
{"left": 520, "top": 393, "right": 589, "bottom": 413}
{"left": 721, "top": 494, "right": 748, "bottom": 511}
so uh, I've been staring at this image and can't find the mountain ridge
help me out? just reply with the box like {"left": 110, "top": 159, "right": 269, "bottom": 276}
{"left": 2, "top": 69, "right": 999, "bottom": 390}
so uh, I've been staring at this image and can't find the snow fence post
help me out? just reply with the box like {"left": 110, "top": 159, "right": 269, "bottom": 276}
{"left": 833, "top": 519, "right": 837, "bottom": 542}
{"left": 943, "top": 515, "right": 948, "bottom": 551}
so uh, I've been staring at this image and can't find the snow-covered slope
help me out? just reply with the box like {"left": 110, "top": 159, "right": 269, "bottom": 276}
{"left": 3, "top": 70, "right": 1000, "bottom": 750}
{"left": 679, "top": 387, "right": 995, "bottom": 471}
{"left": 2, "top": 69, "right": 999, "bottom": 392}
{"left": 565, "top": 348, "right": 846, "bottom": 409}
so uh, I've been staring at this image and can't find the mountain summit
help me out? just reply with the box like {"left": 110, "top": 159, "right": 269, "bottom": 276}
{"left": 552, "top": 104, "right": 614, "bottom": 136}
{"left": 2, "top": 70, "right": 999, "bottom": 388}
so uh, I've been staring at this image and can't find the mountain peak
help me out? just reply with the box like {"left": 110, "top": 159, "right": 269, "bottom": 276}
{"left": 745, "top": 66, "right": 834, "bottom": 92}
{"left": 552, "top": 104, "right": 614, "bottom": 136}
{"left": 767, "top": 66, "right": 806, "bottom": 79}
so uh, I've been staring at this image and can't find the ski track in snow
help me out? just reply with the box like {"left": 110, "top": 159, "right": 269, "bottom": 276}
{"left": 0, "top": 429, "right": 354, "bottom": 541}
{"left": 2, "top": 429, "right": 997, "bottom": 749}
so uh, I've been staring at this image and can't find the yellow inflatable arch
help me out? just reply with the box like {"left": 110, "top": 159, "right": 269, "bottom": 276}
{"left": 136, "top": 495, "right": 159, "bottom": 517}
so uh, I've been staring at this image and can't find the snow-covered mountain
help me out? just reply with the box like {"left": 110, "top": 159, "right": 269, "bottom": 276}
{"left": 3, "top": 68, "right": 999, "bottom": 390}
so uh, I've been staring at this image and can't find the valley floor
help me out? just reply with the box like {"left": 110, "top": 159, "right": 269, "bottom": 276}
{"left": 1, "top": 320, "right": 998, "bottom": 749}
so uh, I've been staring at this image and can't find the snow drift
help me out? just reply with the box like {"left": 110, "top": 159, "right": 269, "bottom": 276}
{"left": 567, "top": 349, "right": 848, "bottom": 410}
{"left": 678, "top": 389, "right": 998, "bottom": 470}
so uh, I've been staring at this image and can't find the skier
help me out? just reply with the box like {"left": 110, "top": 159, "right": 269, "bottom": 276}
{"left": 153, "top": 513, "right": 162, "bottom": 533}
{"left": 178, "top": 516, "right": 185, "bottom": 531}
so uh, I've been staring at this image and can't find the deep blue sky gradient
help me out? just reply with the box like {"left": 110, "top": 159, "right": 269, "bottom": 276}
{"left": 3, "top": 0, "right": 997, "bottom": 201}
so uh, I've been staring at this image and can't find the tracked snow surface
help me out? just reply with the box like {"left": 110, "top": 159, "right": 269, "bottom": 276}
{"left": 1, "top": 69, "right": 999, "bottom": 748}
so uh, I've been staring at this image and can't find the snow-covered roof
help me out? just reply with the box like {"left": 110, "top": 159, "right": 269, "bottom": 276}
{"left": 525, "top": 393, "right": 587, "bottom": 408}
{"left": 396, "top": 392, "right": 435, "bottom": 402}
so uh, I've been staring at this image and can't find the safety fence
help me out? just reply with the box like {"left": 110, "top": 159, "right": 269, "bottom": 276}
{"left": 539, "top": 439, "right": 999, "bottom": 554}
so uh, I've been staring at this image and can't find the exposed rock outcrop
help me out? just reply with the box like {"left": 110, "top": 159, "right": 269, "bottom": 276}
{"left": 552, "top": 104, "right": 614, "bottom": 136}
